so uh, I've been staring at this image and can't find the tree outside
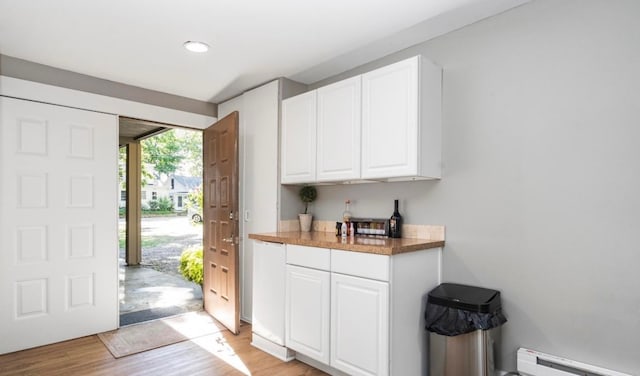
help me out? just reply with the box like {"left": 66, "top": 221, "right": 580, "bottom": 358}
{"left": 141, "top": 129, "right": 202, "bottom": 180}
{"left": 119, "top": 128, "right": 203, "bottom": 215}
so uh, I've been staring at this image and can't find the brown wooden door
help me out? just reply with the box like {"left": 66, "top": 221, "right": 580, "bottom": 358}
{"left": 202, "top": 112, "right": 240, "bottom": 334}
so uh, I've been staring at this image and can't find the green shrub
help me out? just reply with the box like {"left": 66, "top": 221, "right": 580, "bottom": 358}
{"left": 158, "top": 196, "right": 174, "bottom": 211}
{"left": 148, "top": 199, "right": 159, "bottom": 210}
{"left": 187, "top": 186, "right": 203, "bottom": 210}
{"left": 179, "top": 246, "right": 203, "bottom": 286}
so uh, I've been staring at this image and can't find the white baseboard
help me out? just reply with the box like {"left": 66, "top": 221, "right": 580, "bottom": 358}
{"left": 294, "top": 353, "right": 350, "bottom": 376}
{"left": 250, "top": 332, "right": 295, "bottom": 362}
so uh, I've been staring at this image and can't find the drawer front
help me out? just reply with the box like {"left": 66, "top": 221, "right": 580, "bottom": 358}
{"left": 286, "top": 244, "right": 330, "bottom": 271}
{"left": 331, "top": 249, "right": 390, "bottom": 281}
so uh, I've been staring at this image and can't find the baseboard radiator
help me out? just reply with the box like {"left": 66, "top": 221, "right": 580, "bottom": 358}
{"left": 517, "top": 348, "right": 632, "bottom": 376}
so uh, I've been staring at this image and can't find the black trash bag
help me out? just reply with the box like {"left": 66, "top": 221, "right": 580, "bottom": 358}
{"left": 425, "top": 303, "right": 507, "bottom": 336}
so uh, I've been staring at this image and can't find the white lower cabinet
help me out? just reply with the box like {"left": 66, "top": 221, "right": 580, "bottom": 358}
{"left": 330, "top": 273, "right": 389, "bottom": 376}
{"left": 281, "top": 244, "right": 441, "bottom": 376}
{"left": 252, "top": 241, "right": 287, "bottom": 345}
{"left": 285, "top": 263, "right": 389, "bottom": 375}
{"left": 285, "top": 265, "right": 331, "bottom": 364}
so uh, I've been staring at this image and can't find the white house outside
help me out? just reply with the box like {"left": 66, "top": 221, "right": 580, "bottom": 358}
{"left": 119, "top": 163, "right": 201, "bottom": 211}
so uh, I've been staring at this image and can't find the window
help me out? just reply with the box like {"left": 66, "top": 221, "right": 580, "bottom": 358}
{"left": 120, "top": 190, "right": 126, "bottom": 201}
{"left": 152, "top": 191, "right": 157, "bottom": 200}
{"left": 178, "top": 196, "right": 183, "bottom": 207}
{"left": 141, "top": 191, "right": 147, "bottom": 200}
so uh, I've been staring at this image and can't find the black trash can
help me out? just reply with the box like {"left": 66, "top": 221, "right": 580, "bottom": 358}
{"left": 425, "top": 283, "right": 507, "bottom": 376}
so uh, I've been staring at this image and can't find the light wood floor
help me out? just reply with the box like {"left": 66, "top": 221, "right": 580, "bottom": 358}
{"left": 0, "top": 322, "right": 327, "bottom": 376}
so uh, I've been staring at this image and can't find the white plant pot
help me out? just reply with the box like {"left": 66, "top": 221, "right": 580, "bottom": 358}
{"left": 299, "top": 213, "right": 313, "bottom": 232}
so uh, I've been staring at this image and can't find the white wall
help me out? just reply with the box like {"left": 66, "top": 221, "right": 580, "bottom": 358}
{"left": 303, "top": 0, "right": 640, "bottom": 373}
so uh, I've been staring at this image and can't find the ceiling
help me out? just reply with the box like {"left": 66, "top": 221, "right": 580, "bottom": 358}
{"left": 118, "top": 117, "right": 172, "bottom": 145}
{"left": 0, "top": 0, "right": 528, "bottom": 104}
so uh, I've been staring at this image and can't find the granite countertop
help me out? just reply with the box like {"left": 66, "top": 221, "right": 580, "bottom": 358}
{"left": 248, "top": 231, "right": 444, "bottom": 255}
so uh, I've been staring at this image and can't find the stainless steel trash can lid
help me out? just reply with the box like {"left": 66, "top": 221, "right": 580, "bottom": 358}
{"left": 427, "top": 283, "right": 501, "bottom": 313}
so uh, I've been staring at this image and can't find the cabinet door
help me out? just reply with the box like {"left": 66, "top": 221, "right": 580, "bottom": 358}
{"left": 316, "top": 76, "right": 361, "bottom": 182}
{"left": 361, "top": 56, "right": 419, "bottom": 179}
{"left": 281, "top": 90, "right": 317, "bottom": 183}
{"left": 252, "top": 241, "right": 286, "bottom": 345}
{"left": 331, "top": 273, "right": 389, "bottom": 376}
{"left": 286, "top": 265, "right": 330, "bottom": 364}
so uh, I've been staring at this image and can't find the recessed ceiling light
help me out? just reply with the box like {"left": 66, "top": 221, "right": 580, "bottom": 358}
{"left": 183, "top": 41, "right": 209, "bottom": 53}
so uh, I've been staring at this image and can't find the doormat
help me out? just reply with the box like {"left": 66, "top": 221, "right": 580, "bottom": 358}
{"left": 98, "top": 310, "right": 225, "bottom": 358}
{"left": 119, "top": 306, "right": 188, "bottom": 326}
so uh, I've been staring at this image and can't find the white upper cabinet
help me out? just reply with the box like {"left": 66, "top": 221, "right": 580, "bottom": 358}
{"left": 281, "top": 90, "right": 317, "bottom": 184}
{"left": 362, "top": 55, "right": 442, "bottom": 180}
{"left": 316, "top": 76, "right": 362, "bottom": 182}
{"left": 280, "top": 55, "right": 441, "bottom": 184}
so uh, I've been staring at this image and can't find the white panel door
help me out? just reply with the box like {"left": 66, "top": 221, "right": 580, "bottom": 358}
{"left": 0, "top": 97, "right": 118, "bottom": 354}
{"left": 285, "top": 264, "right": 330, "bottom": 363}
{"left": 331, "top": 273, "right": 389, "bottom": 376}
{"left": 362, "top": 56, "right": 419, "bottom": 179}
{"left": 281, "top": 90, "right": 317, "bottom": 184}
{"left": 316, "top": 76, "right": 361, "bottom": 182}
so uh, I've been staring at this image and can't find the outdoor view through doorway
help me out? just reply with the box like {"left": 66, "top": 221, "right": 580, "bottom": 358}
{"left": 119, "top": 127, "right": 204, "bottom": 326}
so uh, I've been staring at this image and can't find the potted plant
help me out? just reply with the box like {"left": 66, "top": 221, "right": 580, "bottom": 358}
{"left": 298, "top": 185, "right": 317, "bottom": 232}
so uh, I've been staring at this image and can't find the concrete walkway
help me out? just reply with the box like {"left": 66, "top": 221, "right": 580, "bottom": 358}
{"left": 118, "top": 216, "right": 203, "bottom": 325}
{"left": 119, "top": 262, "right": 203, "bottom": 313}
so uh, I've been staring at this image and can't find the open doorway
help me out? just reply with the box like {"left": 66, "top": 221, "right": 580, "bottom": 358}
{"left": 118, "top": 119, "right": 204, "bottom": 326}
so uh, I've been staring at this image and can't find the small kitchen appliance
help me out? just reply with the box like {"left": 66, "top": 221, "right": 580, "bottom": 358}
{"left": 348, "top": 217, "right": 390, "bottom": 237}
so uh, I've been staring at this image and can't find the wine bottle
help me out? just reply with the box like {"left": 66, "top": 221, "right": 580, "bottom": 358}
{"left": 389, "top": 199, "right": 402, "bottom": 238}
{"left": 342, "top": 199, "right": 352, "bottom": 224}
